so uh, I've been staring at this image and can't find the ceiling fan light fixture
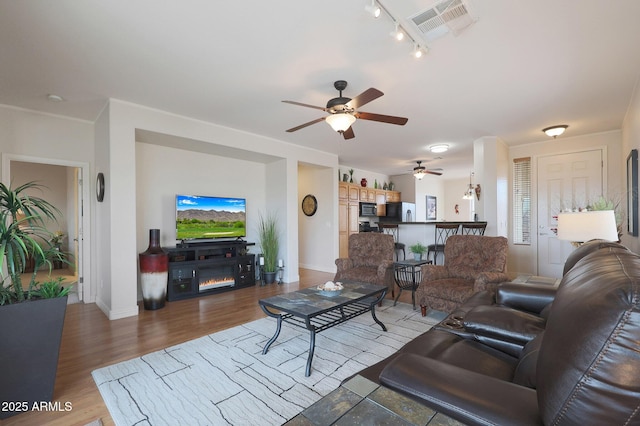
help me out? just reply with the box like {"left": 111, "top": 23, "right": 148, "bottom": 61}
{"left": 429, "top": 144, "right": 449, "bottom": 153}
{"left": 413, "top": 160, "right": 426, "bottom": 180}
{"left": 365, "top": 0, "right": 381, "bottom": 18}
{"left": 543, "top": 125, "right": 568, "bottom": 138}
{"left": 326, "top": 113, "right": 356, "bottom": 133}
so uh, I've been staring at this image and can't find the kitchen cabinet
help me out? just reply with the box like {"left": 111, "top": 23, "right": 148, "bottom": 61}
{"left": 337, "top": 182, "right": 401, "bottom": 257}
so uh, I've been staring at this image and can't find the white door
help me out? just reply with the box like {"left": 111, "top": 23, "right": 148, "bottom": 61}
{"left": 537, "top": 149, "right": 604, "bottom": 277}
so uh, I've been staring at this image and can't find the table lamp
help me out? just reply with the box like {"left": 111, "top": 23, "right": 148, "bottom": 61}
{"left": 557, "top": 210, "right": 619, "bottom": 246}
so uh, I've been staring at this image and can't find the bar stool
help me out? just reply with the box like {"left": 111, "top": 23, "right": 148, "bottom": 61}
{"left": 461, "top": 223, "right": 487, "bottom": 235}
{"left": 379, "top": 223, "right": 405, "bottom": 261}
{"left": 427, "top": 223, "right": 459, "bottom": 265}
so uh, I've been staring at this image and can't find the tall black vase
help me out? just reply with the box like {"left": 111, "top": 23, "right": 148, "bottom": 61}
{"left": 138, "top": 229, "right": 168, "bottom": 310}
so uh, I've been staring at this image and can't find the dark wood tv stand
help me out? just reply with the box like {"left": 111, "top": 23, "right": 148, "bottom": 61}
{"left": 165, "top": 240, "right": 255, "bottom": 301}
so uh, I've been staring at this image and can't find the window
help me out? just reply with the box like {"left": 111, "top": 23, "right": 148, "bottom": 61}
{"left": 513, "top": 157, "right": 531, "bottom": 244}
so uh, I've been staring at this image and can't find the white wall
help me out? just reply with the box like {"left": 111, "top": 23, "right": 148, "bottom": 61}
{"left": 0, "top": 105, "right": 95, "bottom": 297}
{"left": 98, "top": 99, "right": 338, "bottom": 319}
{"left": 298, "top": 164, "right": 335, "bottom": 272}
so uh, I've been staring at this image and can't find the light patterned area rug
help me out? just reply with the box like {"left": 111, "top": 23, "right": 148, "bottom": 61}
{"left": 92, "top": 302, "right": 444, "bottom": 425}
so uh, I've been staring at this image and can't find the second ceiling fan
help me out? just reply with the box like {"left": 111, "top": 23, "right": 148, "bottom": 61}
{"left": 282, "top": 80, "right": 408, "bottom": 140}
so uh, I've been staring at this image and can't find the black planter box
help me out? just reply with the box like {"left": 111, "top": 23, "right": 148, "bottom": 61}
{"left": 0, "top": 296, "right": 68, "bottom": 419}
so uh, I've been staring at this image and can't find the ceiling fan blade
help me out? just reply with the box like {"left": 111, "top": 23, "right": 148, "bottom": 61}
{"left": 426, "top": 170, "right": 443, "bottom": 176}
{"left": 282, "top": 100, "right": 327, "bottom": 111}
{"left": 355, "top": 111, "right": 408, "bottom": 126}
{"left": 345, "top": 88, "right": 383, "bottom": 109}
{"left": 286, "top": 117, "right": 326, "bottom": 132}
{"left": 342, "top": 126, "right": 355, "bottom": 140}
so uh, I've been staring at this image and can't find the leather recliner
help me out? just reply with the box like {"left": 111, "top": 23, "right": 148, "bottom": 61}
{"left": 376, "top": 244, "right": 640, "bottom": 425}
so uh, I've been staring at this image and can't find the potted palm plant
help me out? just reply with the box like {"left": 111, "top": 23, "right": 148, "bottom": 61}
{"left": 257, "top": 211, "right": 280, "bottom": 284}
{"left": 0, "top": 181, "right": 71, "bottom": 419}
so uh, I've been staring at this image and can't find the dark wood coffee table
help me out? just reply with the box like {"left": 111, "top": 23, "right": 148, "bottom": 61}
{"left": 259, "top": 281, "right": 387, "bottom": 376}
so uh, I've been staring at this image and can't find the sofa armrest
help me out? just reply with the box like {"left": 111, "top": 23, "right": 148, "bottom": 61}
{"left": 496, "top": 282, "right": 557, "bottom": 314}
{"left": 464, "top": 305, "right": 546, "bottom": 346}
{"left": 379, "top": 353, "right": 541, "bottom": 426}
{"left": 335, "top": 258, "right": 354, "bottom": 273}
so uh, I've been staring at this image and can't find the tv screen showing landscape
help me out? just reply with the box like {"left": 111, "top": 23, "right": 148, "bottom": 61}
{"left": 176, "top": 195, "right": 246, "bottom": 240}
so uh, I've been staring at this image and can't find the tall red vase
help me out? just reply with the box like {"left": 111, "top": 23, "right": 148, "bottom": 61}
{"left": 138, "top": 229, "right": 168, "bottom": 310}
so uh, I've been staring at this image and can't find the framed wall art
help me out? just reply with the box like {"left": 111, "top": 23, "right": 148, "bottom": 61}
{"left": 627, "top": 149, "right": 638, "bottom": 236}
{"left": 426, "top": 195, "right": 437, "bottom": 221}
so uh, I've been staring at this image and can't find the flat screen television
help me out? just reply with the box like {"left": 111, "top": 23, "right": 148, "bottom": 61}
{"left": 176, "top": 194, "right": 246, "bottom": 241}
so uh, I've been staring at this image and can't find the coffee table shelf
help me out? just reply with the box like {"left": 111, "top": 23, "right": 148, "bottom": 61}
{"left": 259, "top": 281, "right": 387, "bottom": 376}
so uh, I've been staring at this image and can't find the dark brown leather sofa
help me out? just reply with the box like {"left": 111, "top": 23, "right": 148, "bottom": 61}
{"left": 353, "top": 241, "right": 640, "bottom": 425}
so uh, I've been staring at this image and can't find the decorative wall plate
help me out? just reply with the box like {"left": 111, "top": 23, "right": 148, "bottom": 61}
{"left": 302, "top": 194, "right": 317, "bottom": 216}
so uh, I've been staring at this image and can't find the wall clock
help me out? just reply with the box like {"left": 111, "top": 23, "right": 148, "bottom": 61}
{"left": 96, "top": 172, "right": 105, "bottom": 202}
{"left": 301, "top": 194, "right": 317, "bottom": 216}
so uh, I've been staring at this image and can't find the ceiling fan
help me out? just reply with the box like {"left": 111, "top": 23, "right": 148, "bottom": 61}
{"left": 412, "top": 161, "right": 443, "bottom": 180}
{"left": 282, "top": 80, "right": 408, "bottom": 140}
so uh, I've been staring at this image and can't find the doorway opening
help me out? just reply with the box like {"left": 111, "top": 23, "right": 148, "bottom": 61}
{"left": 1, "top": 154, "right": 90, "bottom": 302}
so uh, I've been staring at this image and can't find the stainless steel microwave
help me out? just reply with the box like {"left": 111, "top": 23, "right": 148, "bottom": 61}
{"left": 359, "top": 202, "right": 377, "bottom": 217}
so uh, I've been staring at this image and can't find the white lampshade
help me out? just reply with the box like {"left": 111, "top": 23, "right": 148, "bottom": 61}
{"left": 326, "top": 113, "right": 356, "bottom": 132}
{"left": 557, "top": 210, "right": 618, "bottom": 243}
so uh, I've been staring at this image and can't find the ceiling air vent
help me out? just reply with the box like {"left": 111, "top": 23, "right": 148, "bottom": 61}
{"left": 409, "top": 0, "right": 476, "bottom": 42}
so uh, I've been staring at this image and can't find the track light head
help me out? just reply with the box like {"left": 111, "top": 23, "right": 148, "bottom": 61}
{"left": 365, "top": 0, "right": 381, "bottom": 18}
{"left": 390, "top": 23, "right": 404, "bottom": 41}
{"left": 411, "top": 44, "right": 426, "bottom": 59}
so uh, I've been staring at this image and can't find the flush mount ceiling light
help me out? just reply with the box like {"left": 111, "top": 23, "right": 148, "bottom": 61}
{"left": 543, "top": 125, "right": 568, "bottom": 138}
{"left": 325, "top": 113, "right": 356, "bottom": 133}
{"left": 365, "top": 0, "right": 381, "bottom": 18}
{"left": 429, "top": 144, "right": 449, "bottom": 153}
{"left": 47, "top": 94, "right": 64, "bottom": 102}
{"left": 390, "top": 23, "right": 404, "bottom": 41}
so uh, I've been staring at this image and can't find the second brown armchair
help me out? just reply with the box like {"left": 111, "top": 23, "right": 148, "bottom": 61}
{"left": 417, "top": 235, "right": 509, "bottom": 315}
{"left": 335, "top": 233, "right": 395, "bottom": 297}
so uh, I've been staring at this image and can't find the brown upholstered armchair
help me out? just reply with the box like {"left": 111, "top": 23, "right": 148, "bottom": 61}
{"left": 335, "top": 233, "right": 395, "bottom": 296}
{"left": 417, "top": 235, "right": 509, "bottom": 315}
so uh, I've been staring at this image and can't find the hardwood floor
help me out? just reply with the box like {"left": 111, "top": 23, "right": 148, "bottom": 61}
{"left": 3, "top": 269, "right": 418, "bottom": 426}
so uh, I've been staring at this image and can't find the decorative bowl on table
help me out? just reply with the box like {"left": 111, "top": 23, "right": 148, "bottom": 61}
{"left": 317, "top": 281, "right": 344, "bottom": 297}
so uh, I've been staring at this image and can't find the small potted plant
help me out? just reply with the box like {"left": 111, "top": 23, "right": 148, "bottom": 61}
{"left": 409, "top": 242, "right": 428, "bottom": 261}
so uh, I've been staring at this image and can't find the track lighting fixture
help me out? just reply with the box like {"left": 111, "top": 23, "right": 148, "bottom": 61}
{"left": 390, "top": 23, "right": 404, "bottom": 41}
{"left": 365, "top": 0, "right": 381, "bottom": 18}
{"left": 368, "top": 0, "right": 429, "bottom": 60}
{"left": 543, "top": 125, "right": 568, "bottom": 138}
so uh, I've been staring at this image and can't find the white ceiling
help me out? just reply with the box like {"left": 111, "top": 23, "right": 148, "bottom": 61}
{"left": 1, "top": 0, "right": 640, "bottom": 179}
